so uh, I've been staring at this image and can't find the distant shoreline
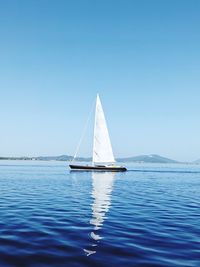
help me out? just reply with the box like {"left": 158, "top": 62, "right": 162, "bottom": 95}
{"left": 0, "top": 155, "right": 199, "bottom": 164}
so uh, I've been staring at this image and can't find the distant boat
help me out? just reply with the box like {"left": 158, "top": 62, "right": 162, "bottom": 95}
{"left": 69, "top": 94, "right": 127, "bottom": 172}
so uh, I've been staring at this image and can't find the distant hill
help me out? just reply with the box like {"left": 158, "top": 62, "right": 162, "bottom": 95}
{"left": 0, "top": 155, "right": 91, "bottom": 162}
{"left": 0, "top": 154, "right": 179, "bottom": 163}
{"left": 35, "top": 155, "right": 72, "bottom": 161}
{"left": 34, "top": 155, "right": 91, "bottom": 162}
{"left": 193, "top": 159, "right": 200, "bottom": 164}
{"left": 117, "top": 154, "right": 179, "bottom": 163}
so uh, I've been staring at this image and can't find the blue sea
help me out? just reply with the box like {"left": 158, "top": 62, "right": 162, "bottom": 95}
{"left": 0, "top": 161, "right": 200, "bottom": 267}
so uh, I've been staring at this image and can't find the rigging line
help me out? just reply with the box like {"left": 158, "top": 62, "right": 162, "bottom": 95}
{"left": 71, "top": 97, "right": 96, "bottom": 163}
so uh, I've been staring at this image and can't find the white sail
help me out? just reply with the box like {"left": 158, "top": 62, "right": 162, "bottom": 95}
{"left": 92, "top": 95, "right": 115, "bottom": 164}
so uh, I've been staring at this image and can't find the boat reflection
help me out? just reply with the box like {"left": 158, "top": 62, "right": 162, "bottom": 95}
{"left": 84, "top": 171, "right": 115, "bottom": 256}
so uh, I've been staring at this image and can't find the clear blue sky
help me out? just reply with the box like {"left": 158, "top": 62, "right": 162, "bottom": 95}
{"left": 0, "top": 0, "right": 200, "bottom": 161}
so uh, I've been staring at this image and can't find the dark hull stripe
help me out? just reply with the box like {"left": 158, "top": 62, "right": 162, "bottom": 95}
{"left": 69, "top": 164, "right": 127, "bottom": 172}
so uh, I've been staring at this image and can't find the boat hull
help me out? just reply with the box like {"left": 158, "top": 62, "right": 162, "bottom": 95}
{"left": 69, "top": 164, "right": 127, "bottom": 172}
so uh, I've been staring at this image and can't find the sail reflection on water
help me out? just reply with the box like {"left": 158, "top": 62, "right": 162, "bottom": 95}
{"left": 84, "top": 171, "right": 115, "bottom": 256}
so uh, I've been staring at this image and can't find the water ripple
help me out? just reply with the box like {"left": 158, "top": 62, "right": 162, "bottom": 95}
{"left": 0, "top": 161, "right": 200, "bottom": 266}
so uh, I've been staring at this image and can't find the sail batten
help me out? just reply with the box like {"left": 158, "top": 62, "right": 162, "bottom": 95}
{"left": 92, "top": 95, "right": 115, "bottom": 164}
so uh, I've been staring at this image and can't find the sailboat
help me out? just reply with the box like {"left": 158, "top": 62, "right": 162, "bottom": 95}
{"left": 69, "top": 94, "right": 127, "bottom": 172}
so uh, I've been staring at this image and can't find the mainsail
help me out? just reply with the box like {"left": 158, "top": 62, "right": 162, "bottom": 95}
{"left": 92, "top": 95, "right": 115, "bottom": 164}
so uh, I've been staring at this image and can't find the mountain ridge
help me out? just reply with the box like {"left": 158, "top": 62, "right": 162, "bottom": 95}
{"left": 193, "top": 158, "right": 200, "bottom": 164}
{"left": 0, "top": 154, "right": 181, "bottom": 163}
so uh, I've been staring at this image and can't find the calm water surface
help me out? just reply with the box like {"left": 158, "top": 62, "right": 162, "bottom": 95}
{"left": 0, "top": 161, "right": 200, "bottom": 267}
